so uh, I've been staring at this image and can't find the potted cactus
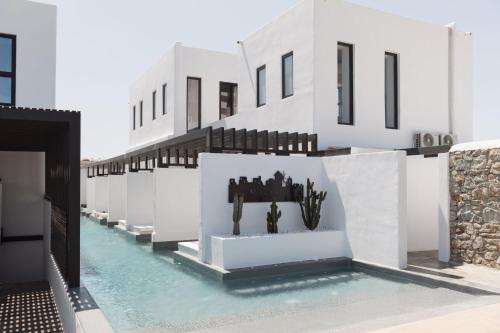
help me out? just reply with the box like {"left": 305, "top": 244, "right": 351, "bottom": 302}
{"left": 266, "top": 201, "right": 281, "bottom": 234}
{"left": 297, "top": 179, "right": 327, "bottom": 231}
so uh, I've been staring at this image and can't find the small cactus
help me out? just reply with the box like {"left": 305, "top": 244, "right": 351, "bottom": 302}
{"left": 298, "top": 179, "right": 327, "bottom": 231}
{"left": 232, "top": 193, "right": 244, "bottom": 236}
{"left": 266, "top": 201, "right": 281, "bottom": 234}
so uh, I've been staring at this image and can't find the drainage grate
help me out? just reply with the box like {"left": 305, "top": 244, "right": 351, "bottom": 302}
{"left": 0, "top": 283, "right": 63, "bottom": 333}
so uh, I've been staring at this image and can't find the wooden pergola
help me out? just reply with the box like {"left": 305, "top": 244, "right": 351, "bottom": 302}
{"left": 0, "top": 106, "right": 81, "bottom": 287}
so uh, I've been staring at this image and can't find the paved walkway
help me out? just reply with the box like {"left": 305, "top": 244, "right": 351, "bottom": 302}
{"left": 371, "top": 302, "right": 500, "bottom": 333}
{"left": 407, "top": 251, "right": 500, "bottom": 293}
{"left": 0, "top": 281, "right": 63, "bottom": 333}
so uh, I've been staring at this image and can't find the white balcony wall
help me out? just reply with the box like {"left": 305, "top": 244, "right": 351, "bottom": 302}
{"left": 126, "top": 172, "right": 154, "bottom": 227}
{"left": 152, "top": 168, "right": 199, "bottom": 244}
{"left": 80, "top": 169, "right": 87, "bottom": 206}
{"left": 108, "top": 175, "right": 126, "bottom": 222}
{"left": 86, "top": 177, "right": 96, "bottom": 213}
{"left": 94, "top": 176, "right": 109, "bottom": 213}
{"left": 0, "top": 0, "right": 56, "bottom": 109}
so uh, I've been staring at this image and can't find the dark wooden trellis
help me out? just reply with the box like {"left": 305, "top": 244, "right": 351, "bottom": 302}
{"left": 87, "top": 126, "right": 318, "bottom": 175}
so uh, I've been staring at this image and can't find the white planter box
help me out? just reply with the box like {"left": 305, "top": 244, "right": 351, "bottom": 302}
{"left": 211, "top": 230, "right": 345, "bottom": 270}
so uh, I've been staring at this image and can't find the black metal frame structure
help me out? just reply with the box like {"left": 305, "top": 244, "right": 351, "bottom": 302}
{"left": 256, "top": 65, "right": 266, "bottom": 107}
{"left": 337, "top": 42, "right": 354, "bottom": 126}
{"left": 0, "top": 106, "right": 81, "bottom": 287}
{"left": 281, "top": 51, "right": 294, "bottom": 99}
{"left": 87, "top": 126, "right": 318, "bottom": 174}
{"left": 0, "top": 33, "right": 16, "bottom": 107}
{"left": 385, "top": 52, "right": 399, "bottom": 130}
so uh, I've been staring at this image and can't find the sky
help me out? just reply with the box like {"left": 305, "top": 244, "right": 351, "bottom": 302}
{"left": 36, "top": 0, "right": 500, "bottom": 159}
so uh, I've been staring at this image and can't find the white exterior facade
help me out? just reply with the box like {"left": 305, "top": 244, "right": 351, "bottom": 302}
{"left": 128, "top": 0, "right": 473, "bottom": 151}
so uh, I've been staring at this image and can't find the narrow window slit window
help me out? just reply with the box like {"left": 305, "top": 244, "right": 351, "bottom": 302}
{"left": 385, "top": 52, "right": 399, "bottom": 129}
{"left": 257, "top": 65, "right": 266, "bottom": 107}
{"left": 152, "top": 90, "right": 157, "bottom": 120}
{"left": 133, "top": 106, "right": 136, "bottom": 130}
{"left": 282, "top": 52, "right": 293, "bottom": 98}
{"left": 162, "top": 83, "right": 167, "bottom": 115}
{"left": 337, "top": 42, "right": 354, "bottom": 125}
{"left": 0, "top": 33, "right": 16, "bottom": 106}
{"left": 187, "top": 77, "right": 201, "bottom": 131}
{"left": 140, "top": 101, "right": 143, "bottom": 127}
{"left": 219, "top": 82, "right": 238, "bottom": 119}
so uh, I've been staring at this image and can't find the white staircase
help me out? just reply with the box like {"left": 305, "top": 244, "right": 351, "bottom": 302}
{"left": 178, "top": 241, "right": 199, "bottom": 258}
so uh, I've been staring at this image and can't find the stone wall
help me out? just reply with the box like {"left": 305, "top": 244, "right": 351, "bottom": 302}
{"left": 450, "top": 148, "right": 500, "bottom": 268}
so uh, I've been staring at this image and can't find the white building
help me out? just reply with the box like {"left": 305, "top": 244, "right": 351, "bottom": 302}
{"left": 128, "top": 0, "right": 473, "bottom": 151}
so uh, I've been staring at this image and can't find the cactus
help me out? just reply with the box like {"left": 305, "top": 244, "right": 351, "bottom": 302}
{"left": 232, "top": 193, "right": 244, "bottom": 236}
{"left": 298, "top": 179, "right": 327, "bottom": 231}
{"left": 266, "top": 201, "right": 281, "bottom": 234}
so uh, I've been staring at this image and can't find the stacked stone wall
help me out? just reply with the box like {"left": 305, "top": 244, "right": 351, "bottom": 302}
{"left": 450, "top": 148, "right": 500, "bottom": 268}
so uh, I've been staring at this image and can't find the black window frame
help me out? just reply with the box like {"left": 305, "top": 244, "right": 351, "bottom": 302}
{"left": 186, "top": 77, "right": 201, "bottom": 132}
{"left": 281, "top": 51, "right": 294, "bottom": 99}
{"left": 132, "top": 105, "right": 136, "bottom": 130}
{"left": 219, "top": 81, "right": 238, "bottom": 120}
{"left": 337, "top": 42, "right": 354, "bottom": 126}
{"left": 152, "top": 90, "right": 157, "bottom": 120}
{"left": 139, "top": 100, "right": 143, "bottom": 127}
{"left": 162, "top": 83, "right": 167, "bottom": 115}
{"left": 385, "top": 52, "right": 399, "bottom": 130}
{"left": 256, "top": 65, "right": 266, "bottom": 107}
{"left": 0, "top": 33, "right": 16, "bottom": 107}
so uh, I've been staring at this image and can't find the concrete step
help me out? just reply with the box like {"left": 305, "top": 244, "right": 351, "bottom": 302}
{"left": 178, "top": 241, "right": 199, "bottom": 258}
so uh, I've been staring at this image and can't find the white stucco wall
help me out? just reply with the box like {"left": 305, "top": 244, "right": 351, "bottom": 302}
{"left": 438, "top": 153, "right": 450, "bottom": 262}
{"left": 152, "top": 168, "right": 200, "bottom": 244}
{"left": 199, "top": 151, "right": 407, "bottom": 269}
{"left": 126, "top": 172, "right": 154, "bottom": 226}
{"left": 0, "top": 0, "right": 56, "bottom": 109}
{"left": 80, "top": 169, "right": 87, "bottom": 206}
{"left": 108, "top": 175, "right": 126, "bottom": 222}
{"left": 94, "top": 176, "right": 109, "bottom": 213}
{"left": 0, "top": 151, "right": 46, "bottom": 283}
{"left": 406, "top": 156, "right": 439, "bottom": 252}
{"left": 86, "top": 177, "right": 96, "bottom": 213}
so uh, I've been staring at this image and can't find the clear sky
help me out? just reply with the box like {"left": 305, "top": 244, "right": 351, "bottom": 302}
{"left": 37, "top": 0, "right": 500, "bottom": 159}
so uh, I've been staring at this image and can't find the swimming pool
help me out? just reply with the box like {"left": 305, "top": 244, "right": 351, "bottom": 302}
{"left": 80, "top": 217, "right": 498, "bottom": 333}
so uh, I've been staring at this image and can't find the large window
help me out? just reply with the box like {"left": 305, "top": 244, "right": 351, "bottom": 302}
{"left": 152, "top": 90, "right": 156, "bottom": 120}
{"left": 385, "top": 52, "right": 399, "bottom": 129}
{"left": 162, "top": 83, "right": 167, "bottom": 115}
{"left": 219, "top": 82, "right": 238, "bottom": 119}
{"left": 133, "top": 106, "right": 136, "bottom": 130}
{"left": 282, "top": 52, "right": 293, "bottom": 98}
{"left": 0, "top": 33, "right": 16, "bottom": 106}
{"left": 337, "top": 42, "right": 353, "bottom": 125}
{"left": 140, "top": 101, "right": 143, "bottom": 127}
{"left": 187, "top": 77, "right": 201, "bottom": 131}
{"left": 257, "top": 65, "right": 266, "bottom": 107}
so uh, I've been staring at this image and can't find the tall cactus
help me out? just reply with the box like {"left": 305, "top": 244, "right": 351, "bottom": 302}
{"left": 266, "top": 201, "right": 281, "bottom": 234}
{"left": 232, "top": 193, "right": 244, "bottom": 236}
{"left": 298, "top": 179, "right": 327, "bottom": 231}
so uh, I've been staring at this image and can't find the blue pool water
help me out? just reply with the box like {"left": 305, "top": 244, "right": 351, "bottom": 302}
{"left": 80, "top": 217, "right": 487, "bottom": 333}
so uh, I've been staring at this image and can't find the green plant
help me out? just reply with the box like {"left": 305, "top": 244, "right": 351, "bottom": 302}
{"left": 232, "top": 193, "right": 244, "bottom": 236}
{"left": 266, "top": 201, "right": 281, "bottom": 234}
{"left": 298, "top": 179, "right": 327, "bottom": 231}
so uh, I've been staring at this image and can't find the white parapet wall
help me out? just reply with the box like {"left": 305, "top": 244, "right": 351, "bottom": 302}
{"left": 152, "top": 168, "right": 200, "bottom": 246}
{"left": 406, "top": 156, "right": 440, "bottom": 252}
{"left": 94, "top": 176, "right": 109, "bottom": 213}
{"left": 108, "top": 175, "right": 127, "bottom": 223}
{"left": 86, "top": 177, "right": 96, "bottom": 213}
{"left": 199, "top": 151, "right": 408, "bottom": 270}
{"left": 126, "top": 172, "right": 154, "bottom": 227}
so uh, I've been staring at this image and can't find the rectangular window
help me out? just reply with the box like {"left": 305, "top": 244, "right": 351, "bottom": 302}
{"left": 0, "top": 33, "right": 16, "bottom": 106}
{"left": 187, "top": 77, "right": 201, "bottom": 131}
{"left": 337, "top": 42, "right": 354, "bottom": 125}
{"left": 133, "top": 106, "right": 136, "bottom": 130}
{"left": 385, "top": 52, "right": 399, "bottom": 129}
{"left": 152, "top": 90, "right": 156, "bottom": 120}
{"left": 257, "top": 65, "right": 266, "bottom": 107}
{"left": 162, "top": 83, "right": 167, "bottom": 115}
{"left": 282, "top": 52, "right": 293, "bottom": 98}
{"left": 219, "top": 82, "right": 238, "bottom": 119}
{"left": 140, "top": 101, "right": 143, "bottom": 127}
